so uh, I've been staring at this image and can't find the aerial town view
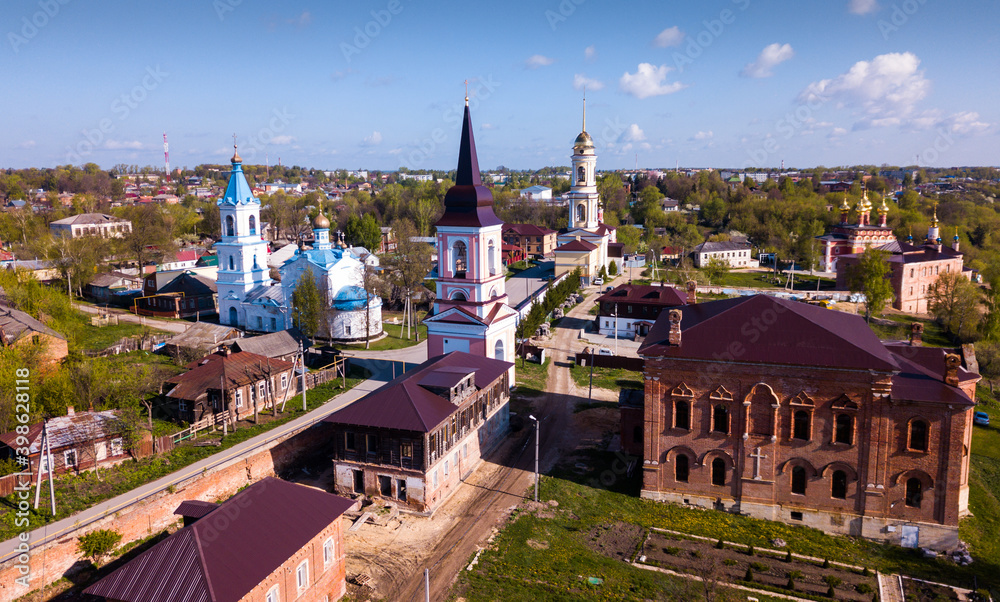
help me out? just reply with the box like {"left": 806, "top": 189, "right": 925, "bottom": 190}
{"left": 1, "top": 1, "right": 999, "bottom": 601}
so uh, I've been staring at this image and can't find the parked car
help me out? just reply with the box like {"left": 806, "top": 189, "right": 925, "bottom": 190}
{"left": 593, "top": 277, "right": 604, "bottom": 286}
{"left": 598, "top": 347, "right": 613, "bottom": 356}
{"left": 974, "top": 411, "right": 990, "bottom": 426}
{"left": 606, "top": 286, "right": 614, "bottom": 292}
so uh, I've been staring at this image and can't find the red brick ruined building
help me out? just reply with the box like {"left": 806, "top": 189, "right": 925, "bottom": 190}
{"left": 633, "top": 295, "right": 978, "bottom": 550}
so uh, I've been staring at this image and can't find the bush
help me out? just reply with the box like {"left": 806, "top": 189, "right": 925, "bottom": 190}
{"left": 827, "top": 585, "right": 836, "bottom": 598}
{"left": 856, "top": 583, "right": 873, "bottom": 594}
{"left": 715, "top": 538, "right": 724, "bottom": 549}
{"left": 723, "top": 558, "right": 737, "bottom": 566}
{"left": 663, "top": 546, "right": 681, "bottom": 555}
{"left": 785, "top": 550, "right": 793, "bottom": 562}
{"left": 823, "top": 558, "right": 830, "bottom": 568}
{"left": 861, "top": 566, "right": 870, "bottom": 577}
{"left": 744, "top": 567, "right": 754, "bottom": 582}
{"left": 747, "top": 545, "right": 755, "bottom": 556}
{"left": 78, "top": 529, "right": 122, "bottom": 566}
{"left": 824, "top": 575, "right": 843, "bottom": 588}
{"left": 750, "top": 562, "right": 769, "bottom": 573}
{"left": 608, "top": 261, "right": 618, "bottom": 276}
{"left": 787, "top": 577, "right": 796, "bottom": 590}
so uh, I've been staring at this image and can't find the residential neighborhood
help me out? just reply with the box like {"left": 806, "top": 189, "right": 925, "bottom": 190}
{"left": 0, "top": 2, "right": 999, "bottom": 601}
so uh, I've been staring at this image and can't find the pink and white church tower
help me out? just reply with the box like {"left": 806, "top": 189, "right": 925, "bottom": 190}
{"left": 424, "top": 97, "right": 517, "bottom": 371}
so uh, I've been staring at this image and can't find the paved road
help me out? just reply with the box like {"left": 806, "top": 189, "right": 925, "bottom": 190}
{"left": 73, "top": 302, "right": 191, "bottom": 334}
{"left": 507, "top": 260, "right": 555, "bottom": 309}
{"left": 393, "top": 283, "right": 605, "bottom": 601}
{"left": 0, "top": 371, "right": 391, "bottom": 564}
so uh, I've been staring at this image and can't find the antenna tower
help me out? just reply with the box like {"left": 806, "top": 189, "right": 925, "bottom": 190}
{"left": 163, "top": 132, "right": 170, "bottom": 180}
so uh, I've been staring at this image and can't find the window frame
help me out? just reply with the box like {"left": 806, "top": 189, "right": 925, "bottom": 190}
{"left": 908, "top": 419, "right": 929, "bottom": 452}
{"left": 324, "top": 537, "right": 335, "bottom": 569}
{"left": 831, "top": 469, "right": 848, "bottom": 500}
{"left": 296, "top": 559, "right": 309, "bottom": 592}
{"left": 792, "top": 409, "right": 811, "bottom": 441}
{"left": 265, "top": 585, "right": 280, "bottom": 602}
{"left": 790, "top": 466, "right": 807, "bottom": 495}
{"left": 674, "top": 454, "right": 690, "bottom": 483}
{"left": 834, "top": 413, "right": 854, "bottom": 445}
{"left": 674, "top": 399, "right": 691, "bottom": 431}
{"left": 64, "top": 449, "right": 77, "bottom": 469}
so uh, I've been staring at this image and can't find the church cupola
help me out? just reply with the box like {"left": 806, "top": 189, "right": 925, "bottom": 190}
{"left": 877, "top": 194, "right": 889, "bottom": 227}
{"left": 953, "top": 228, "right": 961, "bottom": 252}
{"left": 926, "top": 202, "right": 940, "bottom": 244}
{"left": 435, "top": 97, "right": 502, "bottom": 230}
{"left": 855, "top": 188, "right": 872, "bottom": 226}
{"left": 313, "top": 205, "right": 332, "bottom": 251}
{"left": 839, "top": 195, "right": 851, "bottom": 224}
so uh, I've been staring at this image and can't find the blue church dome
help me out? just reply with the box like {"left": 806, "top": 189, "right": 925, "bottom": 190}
{"left": 332, "top": 285, "right": 370, "bottom": 311}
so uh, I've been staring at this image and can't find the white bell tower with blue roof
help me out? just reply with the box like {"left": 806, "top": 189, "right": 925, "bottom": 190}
{"left": 216, "top": 143, "right": 272, "bottom": 328}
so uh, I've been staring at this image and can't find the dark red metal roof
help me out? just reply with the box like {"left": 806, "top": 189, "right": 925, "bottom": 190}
{"left": 503, "top": 223, "right": 556, "bottom": 237}
{"left": 435, "top": 103, "right": 503, "bottom": 228}
{"left": 596, "top": 284, "right": 687, "bottom": 307}
{"left": 173, "top": 500, "right": 219, "bottom": 520}
{"left": 85, "top": 478, "right": 354, "bottom": 602}
{"left": 639, "top": 295, "right": 899, "bottom": 372}
{"left": 165, "top": 351, "right": 294, "bottom": 402}
{"left": 883, "top": 342, "right": 977, "bottom": 405}
{"left": 323, "top": 351, "right": 513, "bottom": 433}
{"left": 555, "top": 239, "right": 598, "bottom": 252}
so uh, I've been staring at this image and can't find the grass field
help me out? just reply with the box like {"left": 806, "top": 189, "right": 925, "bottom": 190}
{"left": 569, "top": 363, "right": 642, "bottom": 392}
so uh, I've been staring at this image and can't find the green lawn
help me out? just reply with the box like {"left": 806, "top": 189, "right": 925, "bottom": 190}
{"left": 513, "top": 357, "right": 550, "bottom": 397}
{"left": 872, "top": 313, "right": 953, "bottom": 347}
{"left": 0, "top": 367, "right": 369, "bottom": 543}
{"left": 569, "top": 363, "right": 642, "bottom": 392}
{"left": 323, "top": 312, "right": 426, "bottom": 351}
{"left": 708, "top": 270, "right": 836, "bottom": 291}
{"left": 455, "top": 416, "right": 1000, "bottom": 601}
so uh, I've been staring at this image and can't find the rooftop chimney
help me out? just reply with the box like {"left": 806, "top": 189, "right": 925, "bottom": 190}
{"left": 685, "top": 280, "right": 697, "bottom": 305}
{"left": 944, "top": 353, "right": 961, "bottom": 387}
{"left": 667, "top": 309, "right": 682, "bottom": 346}
{"left": 909, "top": 322, "right": 923, "bottom": 346}
{"left": 66, "top": 406, "right": 75, "bottom": 416}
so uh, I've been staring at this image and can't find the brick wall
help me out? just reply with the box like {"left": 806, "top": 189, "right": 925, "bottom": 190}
{"left": 0, "top": 422, "right": 331, "bottom": 600}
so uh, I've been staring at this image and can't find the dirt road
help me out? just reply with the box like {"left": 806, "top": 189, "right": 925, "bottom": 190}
{"left": 387, "top": 281, "right": 616, "bottom": 601}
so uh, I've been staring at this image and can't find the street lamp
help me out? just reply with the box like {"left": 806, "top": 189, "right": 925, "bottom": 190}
{"left": 529, "top": 414, "right": 539, "bottom": 502}
{"left": 613, "top": 302, "right": 618, "bottom": 356}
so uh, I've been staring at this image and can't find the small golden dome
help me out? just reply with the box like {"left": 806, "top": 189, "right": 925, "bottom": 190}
{"left": 574, "top": 131, "right": 594, "bottom": 149}
{"left": 231, "top": 144, "right": 242, "bottom": 163}
{"left": 313, "top": 212, "right": 330, "bottom": 230}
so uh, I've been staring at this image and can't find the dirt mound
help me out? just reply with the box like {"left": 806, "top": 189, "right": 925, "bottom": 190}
{"left": 585, "top": 521, "right": 644, "bottom": 561}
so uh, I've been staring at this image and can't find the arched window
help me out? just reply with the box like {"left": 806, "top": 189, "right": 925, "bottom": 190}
{"left": 228, "top": 306, "right": 238, "bottom": 326}
{"left": 835, "top": 414, "right": 853, "bottom": 445}
{"left": 489, "top": 288, "right": 498, "bottom": 300}
{"left": 791, "top": 466, "right": 807, "bottom": 495}
{"left": 831, "top": 470, "right": 848, "bottom": 499}
{"left": 577, "top": 165, "right": 586, "bottom": 184}
{"left": 249, "top": 215, "right": 256, "bottom": 235}
{"left": 712, "top": 405, "right": 728, "bottom": 434}
{"left": 793, "top": 410, "right": 811, "bottom": 441}
{"left": 226, "top": 215, "right": 235, "bottom": 237}
{"left": 905, "top": 478, "right": 922, "bottom": 508}
{"left": 675, "top": 454, "right": 689, "bottom": 483}
{"left": 453, "top": 240, "right": 467, "bottom": 277}
{"left": 909, "top": 420, "right": 928, "bottom": 452}
{"left": 494, "top": 339, "right": 504, "bottom": 361}
{"left": 488, "top": 240, "right": 496, "bottom": 275}
{"left": 451, "top": 291, "right": 467, "bottom": 301}
{"left": 576, "top": 203, "right": 586, "bottom": 224}
{"left": 229, "top": 256, "right": 235, "bottom": 271}
{"left": 675, "top": 400, "right": 690, "bottom": 430}
{"left": 711, "top": 458, "right": 726, "bottom": 486}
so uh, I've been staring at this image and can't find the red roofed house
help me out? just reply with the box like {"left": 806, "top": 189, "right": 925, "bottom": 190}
{"left": 502, "top": 223, "right": 557, "bottom": 258}
{"left": 157, "top": 248, "right": 199, "bottom": 272}
{"left": 163, "top": 349, "right": 296, "bottom": 424}
{"left": 595, "top": 283, "right": 689, "bottom": 338}
{"left": 553, "top": 237, "right": 599, "bottom": 285}
{"left": 632, "top": 294, "right": 979, "bottom": 550}
{"left": 0, "top": 409, "right": 129, "bottom": 475}
{"left": 84, "top": 477, "right": 354, "bottom": 602}
{"left": 323, "top": 351, "right": 512, "bottom": 513}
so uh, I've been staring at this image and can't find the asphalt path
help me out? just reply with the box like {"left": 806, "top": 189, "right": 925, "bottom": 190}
{"left": 72, "top": 302, "right": 191, "bottom": 334}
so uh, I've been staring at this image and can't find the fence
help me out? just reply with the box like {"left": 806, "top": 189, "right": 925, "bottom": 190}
{"left": 575, "top": 352, "right": 643, "bottom": 372}
{"left": 171, "top": 410, "right": 231, "bottom": 444}
{"left": 83, "top": 334, "right": 171, "bottom": 358}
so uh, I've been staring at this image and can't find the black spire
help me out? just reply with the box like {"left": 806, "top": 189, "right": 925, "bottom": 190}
{"left": 436, "top": 100, "right": 502, "bottom": 228}
{"left": 455, "top": 104, "right": 482, "bottom": 187}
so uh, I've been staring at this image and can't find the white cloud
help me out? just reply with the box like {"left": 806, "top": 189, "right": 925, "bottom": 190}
{"left": 573, "top": 74, "right": 605, "bottom": 91}
{"left": 330, "top": 68, "right": 356, "bottom": 81}
{"left": 361, "top": 131, "right": 383, "bottom": 146}
{"left": 653, "top": 26, "right": 684, "bottom": 48}
{"left": 829, "top": 127, "right": 848, "bottom": 138}
{"left": 388, "top": 148, "right": 403, "bottom": 155}
{"left": 798, "top": 52, "right": 930, "bottom": 121}
{"left": 619, "top": 124, "right": 646, "bottom": 143}
{"left": 691, "top": 130, "right": 714, "bottom": 141}
{"left": 940, "top": 111, "right": 991, "bottom": 135}
{"left": 741, "top": 43, "right": 794, "bottom": 78}
{"left": 16, "top": 140, "right": 35, "bottom": 149}
{"left": 481, "top": 123, "right": 497, "bottom": 130}
{"left": 288, "top": 10, "right": 311, "bottom": 27}
{"left": 619, "top": 63, "right": 686, "bottom": 99}
{"left": 525, "top": 54, "right": 555, "bottom": 69}
{"left": 848, "top": 0, "right": 878, "bottom": 14}
{"left": 105, "top": 140, "right": 144, "bottom": 150}
{"left": 270, "top": 135, "right": 295, "bottom": 145}
{"left": 584, "top": 45, "right": 597, "bottom": 61}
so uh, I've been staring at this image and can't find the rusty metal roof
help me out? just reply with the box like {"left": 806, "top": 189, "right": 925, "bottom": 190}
{"left": 84, "top": 477, "right": 354, "bottom": 602}
{"left": 164, "top": 351, "right": 294, "bottom": 403}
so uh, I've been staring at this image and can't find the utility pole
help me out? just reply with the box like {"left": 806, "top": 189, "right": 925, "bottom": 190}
{"left": 614, "top": 302, "right": 618, "bottom": 356}
{"left": 588, "top": 346, "right": 595, "bottom": 399}
{"left": 529, "top": 415, "right": 540, "bottom": 502}
{"left": 300, "top": 341, "right": 307, "bottom": 412}
{"left": 424, "top": 568, "right": 430, "bottom": 602}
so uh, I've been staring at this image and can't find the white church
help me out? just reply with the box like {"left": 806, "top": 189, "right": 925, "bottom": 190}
{"left": 215, "top": 144, "right": 382, "bottom": 341}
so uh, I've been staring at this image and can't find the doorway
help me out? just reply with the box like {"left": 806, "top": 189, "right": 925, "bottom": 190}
{"left": 352, "top": 469, "right": 364, "bottom": 494}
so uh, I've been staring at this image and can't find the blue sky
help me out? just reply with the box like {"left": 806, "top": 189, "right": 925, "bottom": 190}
{"left": 3, "top": 0, "right": 998, "bottom": 171}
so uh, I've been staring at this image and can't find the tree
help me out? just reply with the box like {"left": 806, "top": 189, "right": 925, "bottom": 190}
{"left": 360, "top": 262, "right": 389, "bottom": 350}
{"left": 345, "top": 213, "right": 382, "bottom": 253}
{"left": 928, "top": 272, "right": 982, "bottom": 341}
{"left": 387, "top": 220, "right": 434, "bottom": 340}
{"left": 116, "top": 205, "right": 177, "bottom": 271}
{"left": 703, "top": 256, "right": 730, "bottom": 285}
{"left": 847, "top": 248, "right": 894, "bottom": 323}
{"left": 78, "top": 529, "right": 122, "bottom": 567}
{"left": 982, "top": 278, "right": 1000, "bottom": 341}
{"left": 291, "top": 267, "right": 324, "bottom": 342}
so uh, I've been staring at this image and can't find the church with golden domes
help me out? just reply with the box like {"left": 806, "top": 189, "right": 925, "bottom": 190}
{"left": 815, "top": 189, "right": 895, "bottom": 272}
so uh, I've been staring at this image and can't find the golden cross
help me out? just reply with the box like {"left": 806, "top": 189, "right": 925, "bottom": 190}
{"left": 464, "top": 79, "right": 469, "bottom": 100}
{"left": 232, "top": 133, "right": 237, "bottom": 148}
